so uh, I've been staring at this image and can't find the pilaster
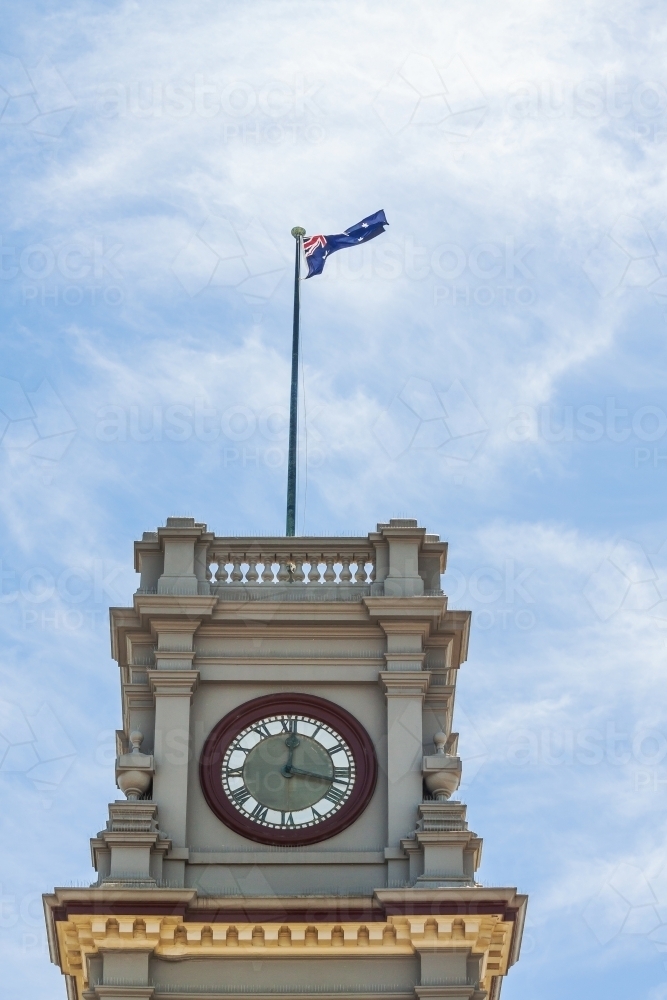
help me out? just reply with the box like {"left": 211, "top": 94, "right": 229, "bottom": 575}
{"left": 381, "top": 672, "right": 430, "bottom": 850}
{"left": 147, "top": 669, "right": 199, "bottom": 882}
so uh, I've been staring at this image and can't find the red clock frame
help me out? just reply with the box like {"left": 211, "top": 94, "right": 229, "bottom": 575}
{"left": 199, "top": 693, "right": 378, "bottom": 846}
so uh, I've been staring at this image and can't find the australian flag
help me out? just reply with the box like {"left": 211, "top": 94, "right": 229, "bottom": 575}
{"left": 303, "top": 210, "right": 388, "bottom": 278}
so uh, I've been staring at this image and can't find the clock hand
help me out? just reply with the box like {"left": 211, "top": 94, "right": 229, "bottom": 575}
{"left": 282, "top": 733, "right": 300, "bottom": 778}
{"left": 282, "top": 764, "right": 334, "bottom": 782}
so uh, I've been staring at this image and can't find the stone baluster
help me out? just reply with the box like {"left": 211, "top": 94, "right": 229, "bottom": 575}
{"left": 323, "top": 558, "right": 336, "bottom": 584}
{"left": 277, "top": 559, "right": 290, "bottom": 584}
{"left": 218, "top": 557, "right": 230, "bottom": 584}
{"left": 308, "top": 558, "right": 321, "bottom": 585}
{"left": 246, "top": 558, "right": 259, "bottom": 584}
{"left": 293, "top": 559, "right": 305, "bottom": 583}
{"left": 340, "top": 558, "right": 352, "bottom": 584}
{"left": 260, "top": 560, "right": 274, "bottom": 584}
{"left": 230, "top": 558, "right": 243, "bottom": 583}
{"left": 355, "top": 558, "right": 367, "bottom": 585}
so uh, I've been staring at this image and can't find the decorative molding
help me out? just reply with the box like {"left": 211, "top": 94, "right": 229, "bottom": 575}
{"left": 56, "top": 912, "right": 512, "bottom": 999}
{"left": 154, "top": 651, "right": 196, "bottom": 669}
{"left": 147, "top": 670, "right": 199, "bottom": 700}
{"left": 378, "top": 621, "right": 433, "bottom": 640}
{"left": 380, "top": 673, "right": 431, "bottom": 700}
{"left": 153, "top": 620, "right": 201, "bottom": 638}
{"left": 384, "top": 654, "right": 426, "bottom": 671}
{"left": 83, "top": 988, "right": 155, "bottom": 1000}
{"left": 187, "top": 850, "right": 385, "bottom": 865}
{"left": 363, "top": 598, "right": 446, "bottom": 623}
{"left": 133, "top": 594, "right": 217, "bottom": 620}
{"left": 197, "top": 664, "right": 383, "bottom": 685}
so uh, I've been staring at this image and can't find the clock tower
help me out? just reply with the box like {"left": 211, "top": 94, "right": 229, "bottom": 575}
{"left": 44, "top": 516, "right": 527, "bottom": 1000}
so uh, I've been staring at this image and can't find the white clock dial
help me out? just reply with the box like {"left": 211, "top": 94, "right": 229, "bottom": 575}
{"left": 221, "top": 713, "right": 355, "bottom": 830}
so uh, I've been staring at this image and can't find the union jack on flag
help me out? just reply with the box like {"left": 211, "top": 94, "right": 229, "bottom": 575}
{"left": 302, "top": 211, "right": 388, "bottom": 278}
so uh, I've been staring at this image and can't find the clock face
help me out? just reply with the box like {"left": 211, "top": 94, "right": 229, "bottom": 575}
{"left": 200, "top": 693, "right": 378, "bottom": 846}
{"left": 221, "top": 713, "right": 355, "bottom": 830}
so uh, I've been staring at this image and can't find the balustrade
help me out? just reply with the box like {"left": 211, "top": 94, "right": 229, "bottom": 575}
{"left": 206, "top": 539, "right": 376, "bottom": 590}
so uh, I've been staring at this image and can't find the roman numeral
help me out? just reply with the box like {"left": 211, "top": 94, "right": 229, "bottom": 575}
{"left": 250, "top": 803, "right": 268, "bottom": 823}
{"left": 326, "top": 742, "right": 344, "bottom": 755}
{"left": 323, "top": 785, "right": 345, "bottom": 805}
{"left": 281, "top": 811, "right": 296, "bottom": 826}
{"left": 333, "top": 766, "right": 351, "bottom": 782}
{"left": 231, "top": 785, "right": 251, "bottom": 806}
{"left": 280, "top": 717, "right": 298, "bottom": 733}
{"left": 226, "top": 766, "right": 244, "bottom": 779}
{"left": 253, "top": 722, "right": 274, "bottom": 738}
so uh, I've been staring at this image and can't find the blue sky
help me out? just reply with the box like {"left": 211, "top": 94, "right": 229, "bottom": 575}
{"left": 1, "top": 2, "right": 667, "bottom": 997}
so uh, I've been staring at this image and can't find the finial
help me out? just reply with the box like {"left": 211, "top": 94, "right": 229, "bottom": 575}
{"left": 291, "top": 226, "right": 306, "bottom": 239}
{"left": 433, "top": 731, "right": 447, "bottom": 755}
{"left": 129, "top": 731, "right": 144, "bottom": 754}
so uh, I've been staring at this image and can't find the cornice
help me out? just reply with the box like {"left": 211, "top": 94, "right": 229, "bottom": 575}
{"left": 435, "top": 612, "right": 472, "bottom": 665}
{"left": 424, "top": 685, "right": 454, "bottom": 710}
{"left": 197, "top": 622, "right": 385, "bottom": 639}
{"left": 197, "top": 663, "right": 383, "bottom": 684}
{"left": 364, "top": 598, "right": 447, "bottom": 623}
{"left": 53, "top": 909, "right": 515, "bottom": 999}
{"left": 109, "top": 608, "right": 143, "bottom": 665}
{"left": 133, "top": 594, "right": 217, "bottom": 619}
{"left": 210, "top": 534, "right": 371, "bottom": 552}
{"left": 208, "top": 601, "right": 377, "bottom": 624}
{"left": 378, "top": 620, "right": 434, "bottom": 638}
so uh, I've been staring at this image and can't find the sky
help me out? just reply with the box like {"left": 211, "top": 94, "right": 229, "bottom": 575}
{"left": 0, "top": 1, "right": 666, "bottom": 997}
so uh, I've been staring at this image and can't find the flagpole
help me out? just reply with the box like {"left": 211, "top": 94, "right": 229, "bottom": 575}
{"left": 286, "top": 226, "right": 305, "bottom": 536}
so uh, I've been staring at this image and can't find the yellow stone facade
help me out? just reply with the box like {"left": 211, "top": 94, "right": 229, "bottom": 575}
{"left": 57, "top": 912, "right": 514, "bottom": 998}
